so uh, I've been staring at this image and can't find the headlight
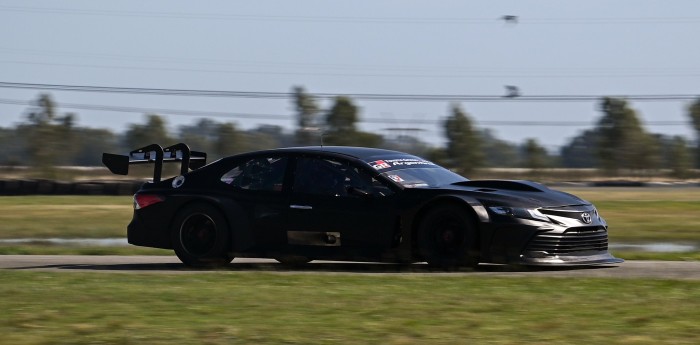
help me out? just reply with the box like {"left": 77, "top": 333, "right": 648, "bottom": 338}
{"left": 593, "top": 207, "right": 606, "bottom": 225}
{"left": 488, "top": 206, "right": 549, "bottom": 222}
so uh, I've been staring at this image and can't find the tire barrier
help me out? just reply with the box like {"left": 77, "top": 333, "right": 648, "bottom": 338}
{"left": 0, "top": 179, "right": 144, "bottom": 196}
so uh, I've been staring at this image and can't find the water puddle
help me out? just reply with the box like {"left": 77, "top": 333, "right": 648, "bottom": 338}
{"left": 609, "top": 243, "right": 697, "bottom": 253}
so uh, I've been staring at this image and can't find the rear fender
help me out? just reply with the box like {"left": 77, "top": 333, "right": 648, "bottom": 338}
{"left": 217, "top": 198, "right": 256, "bottom": 251}
{"left": 167, "top": 196, "right": 255, "bottom": 252}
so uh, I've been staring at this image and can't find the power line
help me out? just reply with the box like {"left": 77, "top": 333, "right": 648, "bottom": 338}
{"left": 0, "top": 98, "right": 690, "bottom": 127}
{"left": 1, "top": 82, "right": 698, "bottom": 103}
{"left": 2, "top": 47, "right": 697, "bottom": 77}
{"left": 0, "top": 98, "right": 289, "bottom": 121}
{"left": 2, "top": 6, "right": 699, "bottom": 24}
{"left": 3, "top": 60, "right": 699, "bottom": 80}
{"left": 0, "top": 6, "right": 488, "bottom": 23}
{"left": 0, "top": 82, "right": 291, "bottom": 99}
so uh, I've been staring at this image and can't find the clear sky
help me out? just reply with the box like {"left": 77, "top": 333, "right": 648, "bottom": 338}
{"left": 1, "top": 0, "right": 699, "bottom": 151}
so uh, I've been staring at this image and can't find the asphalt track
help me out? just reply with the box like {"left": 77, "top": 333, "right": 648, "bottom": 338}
{"left": 1, "top": 255, "right": 700, "bottom": 279}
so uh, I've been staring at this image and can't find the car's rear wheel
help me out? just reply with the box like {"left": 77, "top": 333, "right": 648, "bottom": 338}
{"left": 417, "top": 204, "right": 479, "bottom": 269}
{"left": 171, "top": 203, "right": 234, "bottom": 266}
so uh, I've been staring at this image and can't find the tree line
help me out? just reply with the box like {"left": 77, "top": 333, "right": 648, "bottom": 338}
{"left": 1, "top": 89, "right": 699, "bottom": 179}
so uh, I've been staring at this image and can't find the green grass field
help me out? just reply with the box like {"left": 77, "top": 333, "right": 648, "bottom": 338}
{"left": 0, "top": 271, "right": 698, "bottom": 345}
{"left": 0, "top": 188, "right": 699, "bottom": 259}
{"left": 563, "top": 188, "right": 700, "bottom": 242}
{"left": 1, "top": 191, "right": 699, "bottom": 344}
{"left": 0, "top": 196, "right": 132, "bottom": 238}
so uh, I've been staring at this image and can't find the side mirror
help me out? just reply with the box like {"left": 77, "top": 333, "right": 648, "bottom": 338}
{"left": 347, "top": 186, "right": 373, "bottom": 198}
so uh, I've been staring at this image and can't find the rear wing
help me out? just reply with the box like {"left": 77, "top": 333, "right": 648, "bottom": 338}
{"left": 102, "top": 143, "right": 207, "bottom": 182}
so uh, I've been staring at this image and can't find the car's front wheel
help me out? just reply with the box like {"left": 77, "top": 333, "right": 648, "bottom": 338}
{"left": 417, "top": 204, "right": 479, "bottom": 269}
{"left": 171, "top": 203, "right": 234, "bottom": 266}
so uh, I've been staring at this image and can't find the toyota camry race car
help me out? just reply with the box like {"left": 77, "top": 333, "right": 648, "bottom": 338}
{"left": 103, "top": 143, "right": 622, "bottom": 268}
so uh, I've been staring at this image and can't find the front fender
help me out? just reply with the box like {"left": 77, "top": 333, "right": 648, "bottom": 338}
{"left": 399, "top": 194, "right": 490, "bottom": 261}
{"left": 409, "top": 194, "right": 490, "bottom": 225}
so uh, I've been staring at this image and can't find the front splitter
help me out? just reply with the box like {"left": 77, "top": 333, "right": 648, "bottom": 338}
{"left": 516, "top": 251, "right": 624, "bottom": 266}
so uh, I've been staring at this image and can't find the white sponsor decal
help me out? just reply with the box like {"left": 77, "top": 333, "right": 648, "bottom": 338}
{"left": 369, "top": 158, "right": 435, "bottom": 170}
{"left": 370, "top": 160, "right": 391, "bottom": 170}
{"left": 388, "top": 175, "right": 404, "bottom": 182}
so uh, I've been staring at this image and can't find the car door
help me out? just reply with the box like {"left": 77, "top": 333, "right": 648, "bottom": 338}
{"left": 286, "top": 156, "right": 398, "bottom": 253}
{"left": 219, "top": 154, "right": 291, "bottom": 250}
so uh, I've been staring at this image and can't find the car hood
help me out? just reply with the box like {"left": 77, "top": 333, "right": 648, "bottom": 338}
{"left": 447, "top": 180, "right": 590, "bottom": 208}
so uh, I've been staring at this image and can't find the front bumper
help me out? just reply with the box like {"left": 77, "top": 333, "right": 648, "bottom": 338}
{"left": 483, "top": 208, "right": 623, "bottom": 266}
{"left": 516, "top": 226, "right": 623, "bottom": 266}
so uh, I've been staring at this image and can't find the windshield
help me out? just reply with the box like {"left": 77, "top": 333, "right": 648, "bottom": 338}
{"left": 366, "top": 156, "right": 468, "bottom": 188}
{"left": 380, "top": 167, "right": 467, "bottom": 188}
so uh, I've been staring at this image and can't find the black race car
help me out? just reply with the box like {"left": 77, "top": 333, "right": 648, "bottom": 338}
{"left": 103, "top": 143, "right": 622, "bottom": 267}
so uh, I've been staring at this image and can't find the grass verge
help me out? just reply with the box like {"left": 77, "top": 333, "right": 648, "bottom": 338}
{"left": 1, "top": 271, "right": 699, "bottom": 345}
{"left": 562, "top": 187, "right": 700, "bottom": 242}
{"left": 0, "top": 196, "right": 132, "bottom": 238}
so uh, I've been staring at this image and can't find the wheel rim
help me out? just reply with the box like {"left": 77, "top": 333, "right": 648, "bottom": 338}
{"left": 180, "top": 214, "right": 217, "bottom": 256}
{"left": 433, "top": 217, "right": 465, "bottom": 253}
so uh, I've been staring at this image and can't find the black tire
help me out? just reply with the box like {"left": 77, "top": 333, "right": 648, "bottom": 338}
{"left": 171, "top": 203, "right": 234, "bottom": 266}
{"left": 417, "top": 204, "right": 479, "bottom": 269}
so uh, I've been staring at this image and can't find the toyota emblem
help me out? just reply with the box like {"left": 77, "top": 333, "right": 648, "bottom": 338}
{"left": 581, "top": 212, "right": 592, "bottom": 224}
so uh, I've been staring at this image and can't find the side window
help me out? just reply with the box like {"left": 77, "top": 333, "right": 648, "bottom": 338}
{"left": 221, "top": 156, "right": 288, "bottom": 192}
{"left": 293, "top": 157, "right": 393, "bottom": 197}
{"left": 294, "top": 158, "right": 346, "bottom": 196}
